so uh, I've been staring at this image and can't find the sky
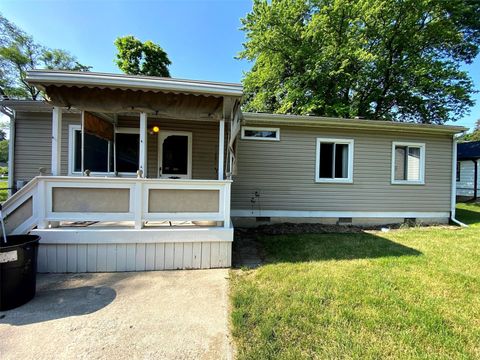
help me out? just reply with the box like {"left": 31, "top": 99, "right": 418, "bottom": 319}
{"left": 1, "top": 0, "right": 479, "bottom": 132}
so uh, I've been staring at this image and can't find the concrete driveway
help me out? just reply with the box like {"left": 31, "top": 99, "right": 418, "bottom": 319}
{"left": 0, "top": 270, "right": 233, "bottom": 360}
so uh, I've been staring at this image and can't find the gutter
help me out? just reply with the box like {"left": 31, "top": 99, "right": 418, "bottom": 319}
{"left": 26, "top": 70, "right": 244, "bottom": 98}
{"left": 451, "top": 135, "right": 468, "bottom": 227}
{"left": 0, "top": 105, "right": 15, "bottom": 198}
{"left": 243, "top": 112, "right": 467, "bottom": 135}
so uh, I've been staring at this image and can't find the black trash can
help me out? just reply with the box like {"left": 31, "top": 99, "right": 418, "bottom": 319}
{"left": 0, "top": 235, "right": 40, "bottom": 311}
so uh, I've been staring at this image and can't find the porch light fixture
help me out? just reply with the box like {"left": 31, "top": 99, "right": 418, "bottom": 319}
{"left": 152, "top": 126, "right": 160, "bottom": 133}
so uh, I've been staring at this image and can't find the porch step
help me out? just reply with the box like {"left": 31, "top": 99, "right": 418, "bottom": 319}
{"left": 31, "top": 226, "right": 233, "bottom": 273}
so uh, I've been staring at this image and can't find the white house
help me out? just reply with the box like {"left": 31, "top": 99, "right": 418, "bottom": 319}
{"left": 457, "top": 141, "right": 480, "bottom": 199}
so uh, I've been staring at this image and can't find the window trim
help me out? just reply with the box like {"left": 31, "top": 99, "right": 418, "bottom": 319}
{"left": 315, "top": 138, "right": 354, "bottom": 184}
{"left": 241, "top": 126, "right": 280, "bottom": 141}
{"left": 68, "top": 125, "right": 139, "bottom": 176}
{"left": 391, "top": 141, "right": 426, "bottom": 185}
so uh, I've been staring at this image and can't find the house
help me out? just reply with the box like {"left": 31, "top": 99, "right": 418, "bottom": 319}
{"left": 0, "top": 70, "right": 467, "bottom": 273}
{"left": 456, "top": 141, "right": 480, "bottom": 200}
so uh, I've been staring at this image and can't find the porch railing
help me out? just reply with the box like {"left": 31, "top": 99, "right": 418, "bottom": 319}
{"left": 2, "top": 176, "right": 232, "bottom": 235}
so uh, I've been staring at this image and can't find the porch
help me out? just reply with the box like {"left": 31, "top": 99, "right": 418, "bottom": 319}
{"left": 2, "top": 70, "right": 243, "bottom": 271}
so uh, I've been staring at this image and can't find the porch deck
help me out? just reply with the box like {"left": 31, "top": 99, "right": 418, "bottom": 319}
{"left": 3, "top": 176, "right": 233, "bottom": 272}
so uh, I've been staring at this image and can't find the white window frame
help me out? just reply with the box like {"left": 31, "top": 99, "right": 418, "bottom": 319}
{"left": 68, "top": 125, "right": 139, "bottom": 176}
{"left": 391, "top": 141, "right": 426, "bottom": 185}
{"left": 315, "top": 138, "right": 354, "bottom": 184}
{"left": 241, "top": 126, "right": 280, "bottom": 141}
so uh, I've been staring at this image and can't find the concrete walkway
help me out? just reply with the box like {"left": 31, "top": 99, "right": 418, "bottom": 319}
{"left": 0, "top": 270, "right": 233, "bottom": 360}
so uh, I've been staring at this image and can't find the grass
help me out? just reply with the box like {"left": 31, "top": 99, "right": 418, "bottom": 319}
{"left": 231, "top": 203, "right": 480, "bottom": 359}
{"left": 0, "top": 176, "right": 8, "bottom": 202}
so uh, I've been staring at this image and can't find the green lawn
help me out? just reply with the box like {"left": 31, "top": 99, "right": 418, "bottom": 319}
{"left": 0, "top": 177, "right": 8, "bottom": 202}
{"left": 231, "top": 203, "right": 480, "bottom": 359}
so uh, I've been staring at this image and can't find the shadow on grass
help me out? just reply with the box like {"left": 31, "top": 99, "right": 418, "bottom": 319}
{"left": 456, "top": 204, "right": 480, "bottom": 225}
{"left": 259, "top": 232, "right": 422, "bottom": 263}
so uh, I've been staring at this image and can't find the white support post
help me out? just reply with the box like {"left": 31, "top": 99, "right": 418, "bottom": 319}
{"left": 223, "top": 182, "right": 231, "bottom": 228}
{"left": 36, "top": 179, "right": 48, "bottom": 229}
{"left": 7, "top": 110, "right": 15, "bottom": 196}
{"left": 218, "top": 119, "right": 225, "bottom": 180}
{"left": 134, "top": 182, "right": 143, "bottom": 229}
{"left": 81, "top": 111, "right": 85, "bottom": 174}
{"left": 139, "top": 112, "right": 148, "bottom": 177}
{"left": 51, "top": 107, "right": 62, "bottom": 176}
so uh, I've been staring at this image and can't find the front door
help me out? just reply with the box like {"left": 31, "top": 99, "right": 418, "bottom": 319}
{"left": 158, "top": 131, "right": 192, "bottom": 179}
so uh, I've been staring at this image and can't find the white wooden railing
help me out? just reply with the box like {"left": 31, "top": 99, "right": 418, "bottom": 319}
{"left": 2, "top": 176, "right": 232, "bottom": 235}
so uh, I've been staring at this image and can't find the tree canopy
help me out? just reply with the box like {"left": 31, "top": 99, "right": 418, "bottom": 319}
{"left": 459, "top": 119, "right": 480, "bottom": 142}
{"left": 239, "top": 0, "right": 480, "bottom": 124}
{"left": 0, "top": 13, "right": 91, "bottom": 100}
{"left": 114, "top": 35, "right": 171, "bottom": 77}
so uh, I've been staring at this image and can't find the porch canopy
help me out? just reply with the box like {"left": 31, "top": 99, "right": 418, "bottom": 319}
{"left": 26, "top": 70, "right": 243, "bottom": 179}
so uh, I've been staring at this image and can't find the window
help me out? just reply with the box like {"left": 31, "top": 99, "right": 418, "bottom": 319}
{"left": 69, "top": 125, "right": 139, "bottom": 175}
{"left": 70, "top": 125, "right": 111, "bottom": 173}
{"left": 456, "top": 162, "right": 461, "bottom": 182}
{"left": 241, "top": 127, "right": 280, "bottom": 141}
{"left": 315, "top": 138, "right": 354, "bottom": 183}
{"left": 391, "top": 142, "right": 425, "bottom": 184}
{"left": 115, "top": 132, "right": 139, "bottom": 173}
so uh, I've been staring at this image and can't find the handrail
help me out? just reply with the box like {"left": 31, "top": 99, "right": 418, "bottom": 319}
{"left": 2, "top": 176, "right": 232, "bottom": 235}
{"left": 2, "top": 176, "right": 38, "bottom": 212}
{"left": 1, "top": 177, "right": 40, "bottom": 235}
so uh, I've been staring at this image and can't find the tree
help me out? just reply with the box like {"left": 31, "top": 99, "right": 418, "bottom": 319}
{"left": 115, "top": 35, "right": 171, "bottom": 77}
{"left": 459, "top": 119, "right": 480, "bottom": 142}
{"left": 0, "top": 13, "right": 91, "bottom": 100}
{"left": 0, "top": 140, "right": 7, "bottom": 163}
{"left": 239, "top": 0, "right": 480, "bottom": 124}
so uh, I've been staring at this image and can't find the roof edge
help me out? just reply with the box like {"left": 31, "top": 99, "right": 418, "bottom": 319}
{"left": 243, "top": 112, "right": 467, "bottom": 134}
{"left": 26, "top": 70, "right": 244, "bottom": 98}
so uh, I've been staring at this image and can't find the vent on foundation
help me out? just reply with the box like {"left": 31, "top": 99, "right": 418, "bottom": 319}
{"left": 404, "top": 218, "right": 417, "bottom": 226}
{"left": 337, "top": 217, "right": 353, "bottom": 225}
{"left": 256, "top": 217, "right": 271, "bottom": 222}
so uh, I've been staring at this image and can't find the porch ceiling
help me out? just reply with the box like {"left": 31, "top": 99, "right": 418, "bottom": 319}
{"left": 43, "top": 85, "right": 225, "bottom": 121}
{"left": 25, "top": 70, "right": 243, "bottom": 121}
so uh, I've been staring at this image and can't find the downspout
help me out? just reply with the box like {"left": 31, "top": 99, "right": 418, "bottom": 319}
{"left": 0, "top": 105, "right": 15, "bottom": 198}
{"left": 451, "top": 135, "right": 468, "bottom": 227}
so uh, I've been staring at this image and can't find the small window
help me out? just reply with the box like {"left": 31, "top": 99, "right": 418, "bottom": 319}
{"left": 315, "top": 138, "right": 354, "bottom": 183}
{"left": 456, "top": 162, "right": 461, "bottom": 182}
{"left": 392, "top": 142, "right": 425, "bottom": 184}
{"left": 241, "top": 127, "right": 280, "bottom": 141}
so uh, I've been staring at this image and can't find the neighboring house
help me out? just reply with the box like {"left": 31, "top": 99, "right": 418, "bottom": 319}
{"left": 456, "top": 141, "right": 480, "bottom": 199}
{"left": 0, "top": 70, "right": 467, "bottom": 273}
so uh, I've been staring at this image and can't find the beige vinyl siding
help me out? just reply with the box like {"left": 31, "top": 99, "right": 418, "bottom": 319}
{"left": 14, "top": 111, "right": 219, "bottom": 184}
{"left": 232, "top": 125, "right": 453, "bottom": 213}
{"left": 14, "top": 111, "right": 81, "bottom": 184}
{"left": 118, "top": 116, "right": 219, "bottom": 180}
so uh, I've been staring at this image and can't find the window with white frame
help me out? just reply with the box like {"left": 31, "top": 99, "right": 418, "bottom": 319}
{"left": 241, "top": 126, "right": 280, "bottom": 141}
{"left": 69, "top": 125, "right": 139, "bottom": 175}
{"left": 392, "top": 142, "right": 425, "bottom": 184}
{"left": 69, "top": 125, "right": 111, "bottom": 174}
{"left": 315, "top": 138, "right": 354, "bottom": 183}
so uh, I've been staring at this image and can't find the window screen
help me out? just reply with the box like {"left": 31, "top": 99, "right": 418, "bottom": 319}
{"left": 394, "top": 144, "right": 422, "bottom": 182}
{"left": 116, "top": 133, "right": 139, "bottom": 173}
{"left": 317, "top": 140, "right": 351, "bottom": 181}
{"left": 74, "top": 130, "right": 110, "bottom": 173}
{"left": 242, "top": 127, "right": 280, "bottom": 140}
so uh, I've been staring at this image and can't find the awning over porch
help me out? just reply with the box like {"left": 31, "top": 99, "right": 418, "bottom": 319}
{"left": 25, "top": 70, "right": 243, "bottom": 180}
{"left": 26, "top": 70, "right": 242, "bottom": 121}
